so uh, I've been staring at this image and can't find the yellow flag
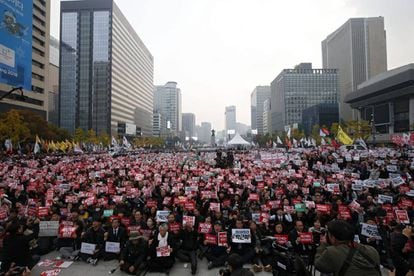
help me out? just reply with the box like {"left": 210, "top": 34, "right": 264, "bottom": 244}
{"left": 337, "top": 126, "right": 353, "bottom": 145}
{"left": 35, "top": 135, "right": 41, "bottom": 144}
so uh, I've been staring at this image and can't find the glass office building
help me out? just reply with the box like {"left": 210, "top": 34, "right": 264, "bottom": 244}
{"left": 270, "top": 63, "right": 338, "bottom": 132}
{"left": 59, "top": 0, "right": 154, "bottom": 136}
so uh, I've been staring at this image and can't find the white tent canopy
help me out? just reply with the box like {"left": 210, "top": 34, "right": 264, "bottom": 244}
{"left": 227, "top": 133, "right": 251, "bottom": 146}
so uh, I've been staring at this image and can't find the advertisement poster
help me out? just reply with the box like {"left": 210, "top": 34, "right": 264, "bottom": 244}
{"left": 0, "top": 0, "right": 32, "bottom": 90}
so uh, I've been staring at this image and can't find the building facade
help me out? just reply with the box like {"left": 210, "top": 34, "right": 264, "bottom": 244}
{"left": 250, "top": 86, "right": 270, "bottom": 135}
{"left": 59, "top": 0, "right": 154, "bottom": 136}
{"left": 182, "top": 113, "right": 196, "bottom": 138}
{"left": 270, "top": 63, "right": 338, "bottom": 132}
{"left": 225, "top": 106, "right": 237, "bottom": 132}
{"left": 47, "top": 36, "right": 59, "bottom": 126}
{"left": 0, "top": 0, "right": 50, "bottom": 119}
{"left": 345, "top": 64, "right": 414, "bottom": 143}
{"left": 153, "top": 82, "right": 182, "bottom": 136}
{"left": 302, "top": 103, "right": 339, "bottom": 135}
{"left": 322, "top": 17, "right": 387, "bottom": 121}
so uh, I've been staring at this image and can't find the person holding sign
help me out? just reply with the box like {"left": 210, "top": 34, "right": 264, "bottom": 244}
{"left": 176, "top": 223, "right": 199, "bottom": 275}
{"left": 229, "top": 218, "right": 256, "bottom": 266}
{"left": 104, "top": 218, "right": 127, "bottom": 261}
{"left": 79, "top": 218, "right": 105, "bottom": 266}
{"left": 205, "top": 221, "right": 229, "bottom": 270}
{"left": 147, "top": 224, "right": 176, "bottom": 274}
{"left": 315, "top": 220, "right": 381, "bottom": 276}
{"left": 119, "top": 231, "right": 148, "bottom": 276}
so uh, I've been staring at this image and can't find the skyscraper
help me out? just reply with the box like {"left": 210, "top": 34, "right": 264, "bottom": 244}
{"left": 322, "top": 17, "right": 387, "bottom": 121}
{"left": 0, "top": 0, "right": 50, "bottom": 118}
{"left": 250, "top": 86, "right": 270, "bottom": 135}
{"left": 182, "top": 113, "right": 196, "bottom": 138}
{"left": 225, "top": 106, "right": 237, "bottom": 132}
{"left": 263, "top": 99, "right": 271, "bottom": 135}
{"left": 154, "top": 82, "right": 182, "bottom": 136}
{"left": 270, "top": 63, "right": 338, "bottom": 132}
{"left": 59, "top": 0, "right": 154, "bottom": 136}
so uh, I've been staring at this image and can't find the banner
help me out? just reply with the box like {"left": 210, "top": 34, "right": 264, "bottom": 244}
{"left": 299, "top": 232, "right": 313, "bottom": 244}
{"left": 39, "top": 221, "right": 59, "bottom": 237}
{"left": 395, "top": 210, "right": 410, "bottom": 224}
{"left": 183, "top": 215, "right": 195, "bottom": 227}
{"left": 378, "top": 194, "right": 393, "bottom": 204}
{"left": 205, "top": 233, "right": 217, "bottom": 245}
{"left": 274, "top": 234, "right": 289, "bottom": 245}
{"left": 156, "top": 210, "right": 170, "bottom": 222}
{"left": 0, "top": 0, "right": 33, "bottom": 90}
{"left": 198, "top": 223, "right": 212, "bottom": 234}
{"left": 231, "top": 229, "right": 251, "bottom": 243}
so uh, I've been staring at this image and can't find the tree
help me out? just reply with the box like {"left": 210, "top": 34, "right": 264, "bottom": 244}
{"left": 98, "top": 133, "right": 110, "bottom": 146}
{"left": 330, "top": 122, "right": 340, "bottom": 137}
{"left": 311, "top": 124, "right": 321, "bottom": 144}
{"left": 0, "top": 110, "right": 31, "bottom": 144}
{"left": 86, "top": 129, "right": 98, "bottom": 144}
{"left": 344, "top": 120, "right": 371, "bottom": 140}
{"left": 73, "top": 128, "right": 86, "bottom": 143}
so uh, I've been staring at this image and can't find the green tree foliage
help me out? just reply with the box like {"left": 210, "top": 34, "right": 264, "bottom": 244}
{"left": 73, "top": 128, "right": 86, "bottom": 143}
{"left": 311, "top": 124, "right": 321, "bottom": 144}
{"left": 0, "top": 109, "right": 30, "bottom": 144}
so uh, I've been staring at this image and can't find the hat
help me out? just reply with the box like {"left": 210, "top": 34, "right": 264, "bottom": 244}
{"left": 214, "top": 220, "right": 222, "bottom": 225}
{"left": 129, "top": 231, "right": 141, "bottom": 240}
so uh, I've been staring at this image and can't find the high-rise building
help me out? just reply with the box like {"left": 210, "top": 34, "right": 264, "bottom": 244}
{"left": 225, "top": 106, "right": 237, "bottom": 132}
{"left": 250, "top": 86, "right": 271, "bottom": 135}
{"left": 0, "top": 0, "right": 51, "bottom": 118}
{"left": 154, "top": 82, "right": 182, "bottom": 136}
{"left": 182, "top": 113, "right": 196, "bottom": 138}
{"left": 47, "top": 37, "right": 59, "bottom": 126}
{"left": 59, "top": 0, "right": 154, "bottom": 136}
{"left": 263, "top": 99, "right": 271, "bottom": 135}
{"left": 270, "top": 63, "right": 338, "bottom": 132}
{"left": 198, "top": 122, "right": 212, "bottom": 144}
{"left": 322, "top": 17, "right": 387, "bottom": 121}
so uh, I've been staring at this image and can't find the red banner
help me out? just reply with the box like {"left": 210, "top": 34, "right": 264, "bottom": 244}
{"left": 205, "top": 233, "right": 217, "bottom": 245}
{"left": 274, "top": 234, "right": 289, "bottom": 245}
{"left": 299, "top": 232, "right": 313, "bottom": 244}
{"left": 198, "top": 223, "right": 212, "bottom": 234}
{"left": 218, "top": 232, "right": 228, "bottom": 247}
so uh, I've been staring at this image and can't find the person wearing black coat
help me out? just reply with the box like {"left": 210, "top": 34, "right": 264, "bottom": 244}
{"left": 1, "top": 222, "right": 39, "bottom": 272}
{"left": 119, "top": 232, "right": 148, "bottom": 275}
{"left": 147, "top": 224, "right": 177, "bottom": 273}
{"left": 176, "top": 223, "right": 199, "bottom": 275}
{"left": 206, "top": 221, "right": 229, "bottom": 269}
{"left": 80, "top": 219, "right": 105, "bottom": 265}
{"left": 228, "top": 219, "right": 256, "bottom": 266}
{"left": 104, "top": 218, "right": 127, "bottom": 260}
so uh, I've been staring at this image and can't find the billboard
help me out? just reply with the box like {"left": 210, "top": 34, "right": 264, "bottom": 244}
{"left": 0, "top": 0, "right": 32, "bottom": 90}
{"left": 125, "top": 123, "right": 136, "bottom": 135}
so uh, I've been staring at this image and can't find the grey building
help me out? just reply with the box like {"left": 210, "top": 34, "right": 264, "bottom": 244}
{"left": 225, "top": 106, "right": 237, "bottom": 132}
{"left": 182, "top": 113, "right": 196, "bottom": 138}
{"left": 270, "top": 63, "right": 338, "bottom": 132}
{"left": 345, "top": 63, "right": 414, "bottom": 143}
{"left": 302, "top": 103, "right": 339, "bottom": 135}
{"left": 59, "top": 0, "right": 154, "bottom": 136}
{"left": 154, "top": 82, "right": 182, "bottom": 136}
{"left": 250, "top": 86, "right": 271, "bottom": 135}
{"left": 198, "top": 122, "right": 212, "bottom": 144}
{"left": 322, "top": 17, "right": 387, "bottom": 121}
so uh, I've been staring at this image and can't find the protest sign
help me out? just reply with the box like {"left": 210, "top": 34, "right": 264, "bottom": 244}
{"left": 169, "top": 222, "right": 181, "bottom": 232}
{"left": 274, "top": 234, "right": 289, "bottom": 245}
{"left": 395, "top": 210, "right": 410, "bottom": 224}
{"left": 209, "top": 202, "right": 220, "bottom": 212}
{"left": 80, "top": 242, "right": 96, "bottom": 255}
{"left": 205, "top": 233, "right": 217, "bottom": 245}
{"left": 295, "top": 203, "right": 306, "bottom": 212}
{"left": 156, "top": 246, "right": 171, "bottom": 257}
{"left": 316, "top": 204, "right": 330, "bottom": 213}
{"left": 361, "top": 223, "right": 382, "bottom": 240}
{"left": 105, "top": 241, "right": 121, "bottom": 253}
{"left": 40, "top": 269, "right": 61, "bottom": 276}
{"left": 218, "top": 232, "right": 228, "bottom": 247}
{"left": 378, "top": 194, "right": 393, "bottom": 204}
{"left": 156, "top": 210, "right": 170, "bottom": 222}
{"left": 299, "top": 232, "right": 313, "bottom": 244}
{"left": 198, "top": 223, "right": 212, "bottom": 234}
{"left": 231, "top": 229, "right": 251, "bottom": 243}
{"left": 183, "top": 215, "right": 195, "bottom": 227}
{"left": 39, "top": 221, "right": 59, "bottom": 237}
{"left": 249, "top": 193, "right": 259, "bottom": 201}
{"left": 103, "top": 209, "right": 114, "bottom": 217}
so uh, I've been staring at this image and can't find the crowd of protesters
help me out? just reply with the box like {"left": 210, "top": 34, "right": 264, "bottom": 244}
{"left": 0, "top": 146, "right": 413, "bottom": 275}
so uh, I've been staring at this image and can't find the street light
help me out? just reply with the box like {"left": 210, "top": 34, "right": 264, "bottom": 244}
{"left": 370, "top": 112, "right": 376, "bottom": 144}
{"left": 0, "top": 87, "right": 27, "bottom": 102}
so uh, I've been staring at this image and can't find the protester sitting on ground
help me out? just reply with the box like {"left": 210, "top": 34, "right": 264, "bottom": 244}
{"left": 79, "top": 218, "right": 105, "bottom": 266}
{"left": 147, "top": 223, "right": 176, "bottom": 273}
{"left": 206, "top": 221, "right": 229, "bottom": 270}
{"left": 104, "top": 218, "right": 127, "bottom": 261}
{"left": 176, "top": 223, "right": 199, "bottom": 275}
{"left": 119, "top": 232, "right": 148, "bottom": 276}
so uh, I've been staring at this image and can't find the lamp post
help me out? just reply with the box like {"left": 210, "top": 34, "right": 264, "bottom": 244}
{"left": 371, "top": 112, "right": 376, "bottom": 145}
